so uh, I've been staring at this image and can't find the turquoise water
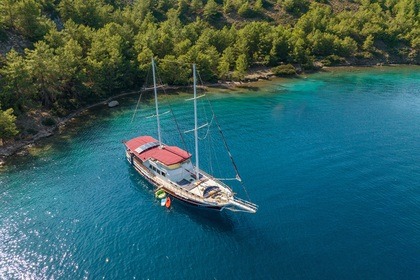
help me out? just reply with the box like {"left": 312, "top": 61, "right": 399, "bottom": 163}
{"left": 1, "top": 67, "right": 419, "bottom": 279}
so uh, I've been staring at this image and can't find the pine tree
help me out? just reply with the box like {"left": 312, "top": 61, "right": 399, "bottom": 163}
{"left": 233, "top": 54, "right": 248, "bottom": 80}
{"left": 363, "top": 34, "right": 375, "bottom": 52}
{"left": 203, "top": 0, "right": 219, "bottom": 20}
{"left": 255, "top": 0, "right": 263, "bottom": 12}
{"left": 25, "top": 42, "right": 61, "bottom": 108}
{"left": 0, "top": 50, "right": 32, "bottom": 110}
{"left": 0, "top": 105, "right": 19, "bottom": 144}
{"left": 191, "top": 0, "right": 203, "bottom": 11}
{"left": 218, "top": 46, "right": 235, "bottom": 79}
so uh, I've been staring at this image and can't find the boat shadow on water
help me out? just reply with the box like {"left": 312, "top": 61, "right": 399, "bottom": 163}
{"left": 170, "top": 197, "right": 236, "bottom": 232}
{"left": 127, "top": 166, "right": 236, "bottom": 232}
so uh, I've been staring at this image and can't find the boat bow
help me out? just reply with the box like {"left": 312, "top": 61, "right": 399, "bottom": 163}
{"left": 226, "top": 197, "right": 258, "bottom": 213}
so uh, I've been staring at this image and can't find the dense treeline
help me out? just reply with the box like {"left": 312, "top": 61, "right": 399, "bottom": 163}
{"left": 0, "top": 0, "right": 419, "bottom": 140}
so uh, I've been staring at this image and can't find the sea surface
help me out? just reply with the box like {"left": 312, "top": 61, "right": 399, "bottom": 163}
{"left": 1, "top": 66, "right": 419, "bottom": 279}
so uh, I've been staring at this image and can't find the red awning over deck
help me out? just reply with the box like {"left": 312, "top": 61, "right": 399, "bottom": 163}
{"left": 125, "top": 136, "right": 191, "bottom": 165}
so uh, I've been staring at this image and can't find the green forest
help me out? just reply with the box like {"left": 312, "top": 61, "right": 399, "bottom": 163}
{"left": 0, "top": 0, "right": 419, "bottom": 141}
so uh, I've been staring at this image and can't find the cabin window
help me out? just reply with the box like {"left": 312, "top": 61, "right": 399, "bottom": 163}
{"left": 162, "top": 172, "right": 166, "bottom": 177}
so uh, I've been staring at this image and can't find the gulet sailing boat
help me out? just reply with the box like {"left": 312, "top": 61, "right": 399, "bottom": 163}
{"left": 123, "top": 58, "right": 258, "bottom": 213}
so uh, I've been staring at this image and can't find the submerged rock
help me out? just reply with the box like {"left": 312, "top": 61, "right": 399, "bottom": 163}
{"left": 108, "top": 100, "right": 119, "bottom": 108}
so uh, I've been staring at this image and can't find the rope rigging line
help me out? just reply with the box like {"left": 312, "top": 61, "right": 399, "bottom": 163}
{"left": 199, "top": 70, "right": 252, "bottom": 202}
{"left": 197, "top": 114, "right": 214, "bottom": 140}
{"left": 213, "top": 112, "right": 252, "bottom": 202}
{"left": 155, "top": 62, "right": 188, "bottom": 152}
{"left": 130, "top": 92, "right": 143, "bottom": 123}
{"left": 207, "top": 125, "right": 214, "bottom": 175}
{"left": 196, "top": 83, "right": 214, "bottom": 141}
{"left": 130, "top": 66, "right": 152, "bottom": 123}
{"left": 195, "top": 69, "right": 219, "bottom": 176}
{"left": 195, "top": 69, "right": 218, "bottom": 175}
{"left": 209, "top": 127, "right": 223, "bottom": 177}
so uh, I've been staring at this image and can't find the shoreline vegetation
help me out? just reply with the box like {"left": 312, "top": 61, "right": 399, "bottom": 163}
{"left": 0, "top": 0, "right": 419, "bottom": 165}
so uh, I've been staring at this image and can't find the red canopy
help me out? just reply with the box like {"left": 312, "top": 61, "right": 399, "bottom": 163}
{"left": 125, "top": 136, "right": 191, "bottom": 166}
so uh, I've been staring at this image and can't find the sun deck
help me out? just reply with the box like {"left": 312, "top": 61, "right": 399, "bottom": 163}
{"left": 125, "top": 136, "right": 191, "bottom": 166}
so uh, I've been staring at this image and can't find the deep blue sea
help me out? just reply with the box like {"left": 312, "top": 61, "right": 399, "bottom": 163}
{"left": 1, "top": 66, "right": 419, "bottom": 279}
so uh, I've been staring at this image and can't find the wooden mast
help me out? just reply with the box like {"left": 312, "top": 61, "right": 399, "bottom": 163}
{"left": 193, "top": 63, "right": 199, "bottom": 179}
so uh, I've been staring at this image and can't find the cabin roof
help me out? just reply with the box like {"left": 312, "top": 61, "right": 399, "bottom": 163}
{"left": 125, "top": 136, "right": 191, "bottom": 165}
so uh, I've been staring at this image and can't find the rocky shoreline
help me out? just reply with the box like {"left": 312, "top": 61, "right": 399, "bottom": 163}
{"left": 0, "top": 64, "right": 418, "bottom": 166}
{"left": 0, "top": 89, "right": 143, "bottom": 166}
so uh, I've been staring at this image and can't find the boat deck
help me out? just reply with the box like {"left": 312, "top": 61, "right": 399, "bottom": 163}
{"left": 129, "top": 151, "right": 257, "bottom": 212}
{"left": 154, "top": 173, "right": 230, "bottom": 205}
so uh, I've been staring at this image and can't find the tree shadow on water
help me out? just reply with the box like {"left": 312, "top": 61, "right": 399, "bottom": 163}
{"left": 236, "top": 85, "right": 261, "bottom": 91}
